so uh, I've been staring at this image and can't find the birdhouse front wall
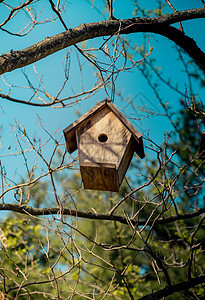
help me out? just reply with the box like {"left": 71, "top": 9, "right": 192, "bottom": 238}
{"left": 75, "top": 109, "right": 134, "bottom": 191}
{"left": 76, "top": 110, "right": 132, "bottom": 168}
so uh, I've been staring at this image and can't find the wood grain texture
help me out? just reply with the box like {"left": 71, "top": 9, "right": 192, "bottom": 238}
{"left": 80, "top": 162, "right": 119, "bottom": 192}
{"left": 107, "top": 101, "right": 142, "bottom": 139}
{"left": 77, "top": 110, "right": 132, "bottom": 168}
{"left": 63, "top": 100, "right": 107, "bottom": 153}
{"left": 106, "top": 101, "right": 145, "bottom": 158}
{"left": 63, "top": 99, "right": 145, "bottom": 191}
{"left": 64, "top": 99, "right": 144, "bottom": 158}
{"left": 117, "top": 136, "right": 135, "bottom": 185}
{"left": 76, "top": 110, "right": 135, "bottom": 191}
{"left": 1, "top": 8, "right": 205, "bottom": 75}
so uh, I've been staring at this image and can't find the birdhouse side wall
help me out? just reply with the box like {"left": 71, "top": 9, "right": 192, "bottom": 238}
{"left": 117, "top": 135, "right": 135, "bottom": 186}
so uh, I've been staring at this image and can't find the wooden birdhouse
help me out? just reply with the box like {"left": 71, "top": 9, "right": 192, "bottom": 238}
{"left": 63, "top": 99, "right": 145, "bottom": 192}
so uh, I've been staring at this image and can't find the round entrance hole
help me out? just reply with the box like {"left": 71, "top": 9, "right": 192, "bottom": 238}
{"left": 98, "top": 133, "right": 108, "bottom": 143}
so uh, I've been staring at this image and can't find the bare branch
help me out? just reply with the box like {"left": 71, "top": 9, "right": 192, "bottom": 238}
{"left": 201, "top": 0, "right": 205, "bottom": 7}
{"left": 0, "top": 0, "right": 34, "bottom": 28}
{"left": 165, "top": 0, "right": 184, "bottom": 31}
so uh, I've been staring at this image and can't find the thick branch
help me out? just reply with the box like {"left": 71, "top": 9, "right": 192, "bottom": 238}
{"left": 155, "top": 25, "right": 205, "bottom": 71}
{"left": 0, "top": 8, "right": 205, "bottom": 75}
{"left": 0, "top": 203, "right": 204, "bottom": 227}
{"left": 138, "top": 275, "right": 205, "bottom": 300}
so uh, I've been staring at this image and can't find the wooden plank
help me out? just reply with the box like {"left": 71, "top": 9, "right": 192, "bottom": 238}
{"left": 76, "top": 106, "right": 110, "bottom": 138}
{"left": 63, "top": 100, "right": 108, "bottom": 153}
{"left": 64, "top": 129, "right": 77, "bottom": 154}
{"left": 80, "top": 161, "right": 117, "bottom": 170}
{"left": 133, "top": 137, "right": 145, "bottom": 159}
{"left": 106, "top": 101, "right": 145, "bottom": 158}
{"left": 77, "top": 110, "right": 134, "bottom": 191}
{"left": 106, "top": 101, "right": 142, "bottom": 140}
{"left": 63, "top": 98, "right": 145, "bottom": 158}
{"left": 117, "top": 136, "right": 135, "bottom": 185}
{"left": 80, "top": 162, "right": 119, "bottom": 192}
{"left": 77, "top": 110, "right": 132, "bottom": 168}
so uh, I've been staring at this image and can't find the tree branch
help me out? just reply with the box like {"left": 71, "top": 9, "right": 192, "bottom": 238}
{"left": 138, "top": 275, "right": 205, "bottom": 300}
{"left": 0, "top": 8, "right": 204, "bottom": 75}
{"left": 154, "top": 25, "right": 205, "bottom": 72}
{"left": 0, "top": 203, "right": 204, "bottom": 227}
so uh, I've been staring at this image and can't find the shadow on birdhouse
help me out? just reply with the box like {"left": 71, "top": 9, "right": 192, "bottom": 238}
{"left": 63, "top": 99, "right": 145, "bottom": 192}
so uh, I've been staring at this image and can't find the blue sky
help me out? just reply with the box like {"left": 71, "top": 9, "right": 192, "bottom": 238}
{"left": 0, "top": 0, "right": 205, "bottom": 200}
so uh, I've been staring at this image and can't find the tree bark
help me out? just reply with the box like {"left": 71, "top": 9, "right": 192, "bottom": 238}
{"left": 138, "top": 275, "right": 205, "bottom": 300}
{"left": 0, "top": 8, "right": 205, "bottom": 75}
{"left": 0, "top": 203, "right": 204, "bottom": 227}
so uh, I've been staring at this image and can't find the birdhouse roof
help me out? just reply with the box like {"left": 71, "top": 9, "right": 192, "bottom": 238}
{"left": 63, "top": 99, "right": 145, "bottom": 158}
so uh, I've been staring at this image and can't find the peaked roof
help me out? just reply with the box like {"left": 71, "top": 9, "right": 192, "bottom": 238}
{"left": 63, "top": 99, "right": 145, "bottom": 158}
